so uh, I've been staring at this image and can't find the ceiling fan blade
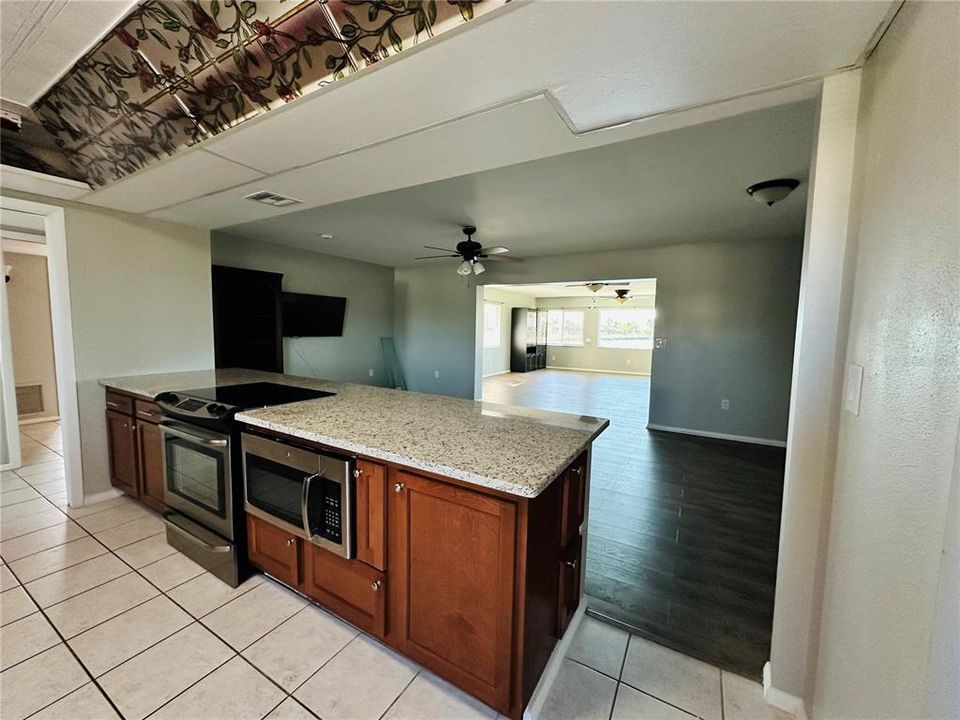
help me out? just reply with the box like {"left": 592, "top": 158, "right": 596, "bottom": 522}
{"left": 479, "top": 246, "right": 510, "bottom": 255}
{"left": 606, "top": 282, "right": 630, "bottom": 286}
{"left": 414, "top": 254, "right": 460, "bottom": 260}
{"left": 422, "top": 245, "right": 458, "bottom": 253}
{"left": 482, "top": 254, "right": 521, "bottom": 262}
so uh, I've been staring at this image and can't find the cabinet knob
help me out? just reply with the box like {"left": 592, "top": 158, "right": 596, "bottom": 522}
{"left": 371, "top": 579, "right": 383, "bottom": 592}
{"left": 571, "top": 466, "right": 583, "bottom": 476}
{"left": 394, "top": 482, "right": 404, "bottom": 493}
{"left": 564, "top": 558, "right": 578, "bottom": 570}
{"left": 286, "top": 538, "right": 295, "bottom": 546}
{"left": 353, "top": 468, "right": 362, "bottom": 478}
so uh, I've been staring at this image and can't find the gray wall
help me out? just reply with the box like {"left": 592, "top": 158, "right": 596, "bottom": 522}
{"left": 397, "top": 236, "right": 803, "bottom": 442}
{"left": 394, "top": 263, "right": 479, "bottom": 398}
{"left": 536, "top": 295, "right": 655, "bottom": 376}
{"left": 212, "top": 233, "right": 394, "bottom": 386}
{"left": 811, "top": 3, "right": 960, "bottom": 718}
{"left": 62, "top": 204, "right": 215, "bottom": 497}
{"left": 5, "top": 251, "right": 59, "bottom": 419}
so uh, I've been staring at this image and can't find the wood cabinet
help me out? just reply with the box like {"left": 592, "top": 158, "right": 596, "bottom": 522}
{"left": 355, "top": 460, "right": 386, "bottom": 571}
{"left": 303, "top": 542, "right": 385, "bottom": 637}
{"left": 558, "top": 536, "right": 582, "bottom": 636}
{"left": 106, "top": 409, "right": 139, "bottom": 497}
{"left": 105, "top": 392, "right": 166, "bottom": 512}
{"left": 560, "top": 452, "right": 587, "bottom": 548}
{"left": 247, "top": 513, "right": 301, "bottom": 586}
{"left": 389, "top": 470, "right": 517, "bottom": 711}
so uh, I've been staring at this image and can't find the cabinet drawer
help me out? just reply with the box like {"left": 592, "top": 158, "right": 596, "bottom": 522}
{"left": 105, "top": 391, "right": 133, "bottom": 416}
{"left": 304, "top": 543, "right": 385, "bottom": 637}
{"left": 134, "top": 399, "right": 163, "bottom": 424}
{"left": 247, "top": 514, "right": 301, "bottom": 586}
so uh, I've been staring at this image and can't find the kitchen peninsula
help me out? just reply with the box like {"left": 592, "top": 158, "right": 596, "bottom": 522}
{"left": 99, "top": 369, "right": 608, "bottom": 719}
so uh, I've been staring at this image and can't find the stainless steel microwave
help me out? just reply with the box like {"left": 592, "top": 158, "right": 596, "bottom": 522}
{"left": 241, "top": 433, "right": 355, "bottom": 559}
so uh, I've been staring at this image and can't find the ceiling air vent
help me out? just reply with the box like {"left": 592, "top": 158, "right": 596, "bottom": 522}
{"left": 244, "top": 190, "right": 302, "bottom": 207}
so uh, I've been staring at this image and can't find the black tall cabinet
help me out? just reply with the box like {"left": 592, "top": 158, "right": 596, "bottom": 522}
{"left": 212, "top": 265, "right": 283, "bottom": 372}
{"left": 510, "top": 307, "right": 548, "bottom": 372}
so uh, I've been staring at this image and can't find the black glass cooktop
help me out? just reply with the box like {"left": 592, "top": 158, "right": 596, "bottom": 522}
{"left": 183, "top": 382, "right": 334, "bottom": 409}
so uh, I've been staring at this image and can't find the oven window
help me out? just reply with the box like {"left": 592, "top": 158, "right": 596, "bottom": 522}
{"left": 165, "top": 439, "right": 226, "bottom": 518}
{"left": 245, "top": 455, "right": 307, "bottom": 528}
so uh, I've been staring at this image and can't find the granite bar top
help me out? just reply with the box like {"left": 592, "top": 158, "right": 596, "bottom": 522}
{"left": 99, "top": 369, "right": 608, "bottom": 498}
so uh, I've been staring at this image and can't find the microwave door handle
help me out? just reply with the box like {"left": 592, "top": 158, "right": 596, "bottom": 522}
{"left": 301, "top": 472, "right": 322, "bottom": 538}
{"left": 159, "top": 422, "right": 228, "bottom": 447}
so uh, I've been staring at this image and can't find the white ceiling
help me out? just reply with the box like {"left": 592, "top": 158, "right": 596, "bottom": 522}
{"left": 487, "top": 279, "right": 658, "bottom": 300}
{"left": 0, "top": 0, "right": 137, "bottom": 106}
{"left": 216, "top": 99, "right": 816, "bottom": 267}
{"left": 59, "top": 0, "right": 894, "bottom": 229}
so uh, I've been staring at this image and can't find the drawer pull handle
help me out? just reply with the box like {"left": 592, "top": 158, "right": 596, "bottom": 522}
{"left": 106, "top": 400, "right": 120, "bottom": 409}
{"left": 371, "top": 579, "right": 383, "bottom": 592}
{"left": 394, "top": 483, "right": 404, "bottom": 493}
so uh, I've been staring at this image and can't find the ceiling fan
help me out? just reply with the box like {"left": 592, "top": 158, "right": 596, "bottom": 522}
{"left": 567, "top": 281, "right": 630, "bottom": 293}
{"left": 415, "top": 226, "right": 516, "bottom": 276}
{"left": 614, "top": 288, "right": 632, "bottom": 304}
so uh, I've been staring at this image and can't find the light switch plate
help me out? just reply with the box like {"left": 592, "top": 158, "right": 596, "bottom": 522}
{"left": 844, "top": 363, "right": 864, "bottom": 416}
{"left": 655, "top": 337, "right": 666, "bottom": 349}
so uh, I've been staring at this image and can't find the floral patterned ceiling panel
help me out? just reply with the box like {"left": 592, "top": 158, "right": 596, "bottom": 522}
{"left": 31, "top": 1, "right": 502, "bottom": 188}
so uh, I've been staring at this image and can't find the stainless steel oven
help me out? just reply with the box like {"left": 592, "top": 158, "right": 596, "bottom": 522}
{"left": 242, "top": 433, "right": 355, "bottom": 559}
{"left": 161, "top": 420, "right": 234, "bottom": 540}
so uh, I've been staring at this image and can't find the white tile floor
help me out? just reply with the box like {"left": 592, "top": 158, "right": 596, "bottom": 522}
{"left": 2, "top": 422, "right": 788, "bottom": 720}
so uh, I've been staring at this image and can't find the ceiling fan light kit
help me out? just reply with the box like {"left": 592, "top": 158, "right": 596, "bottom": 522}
{"left": 746, "top": 178, "right": 800, "bottom": 206}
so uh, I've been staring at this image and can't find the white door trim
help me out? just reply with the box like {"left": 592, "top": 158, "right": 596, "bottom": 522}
{"left": 0, "top": 196, "right": 83, "bottom": 507}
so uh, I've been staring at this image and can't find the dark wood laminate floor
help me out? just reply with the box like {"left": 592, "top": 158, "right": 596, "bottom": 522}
{"left": 483, "top": 370, "right": 784, "bottom": 679}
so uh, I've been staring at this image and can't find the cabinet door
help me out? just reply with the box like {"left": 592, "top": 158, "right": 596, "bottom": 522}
{"left": 355, "top": 460, "right": 386, "bottom": 571}
{"left": 391, "top": 471, "right": 516, "bottom": 711}
{"left": 137, "top": 421, "right": 166, "bottom": 513}
{"left": 558, "top": 536, "right": 582, "bottom": 636}
{"left": 106, "top": 410, "right": 139, "bottom": 497}
{"left": 304, "top": 543, "right": 385, "bottom": 637}
{"left": 247, "top": 513, "right": 301, "bottom": 586}
{"left": 560, "top": 453, "right": 587, "bottom": 548}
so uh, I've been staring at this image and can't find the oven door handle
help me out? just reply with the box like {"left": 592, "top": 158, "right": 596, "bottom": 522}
{"left": 301, "top": 471, "right": 322, "bottom": 538}
{"left": 164, "top": 513, "right": 232, "bottom": 553}
{"left": 160, "top": 421, "right": 228, "bottom": 447}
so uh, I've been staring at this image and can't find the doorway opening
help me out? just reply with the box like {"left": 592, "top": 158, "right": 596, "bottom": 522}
{"left": 479, "top": 277, "right": 787, "bottom": 678}
{"left": 0, "top": 197, "right": 82, "bottom": 508}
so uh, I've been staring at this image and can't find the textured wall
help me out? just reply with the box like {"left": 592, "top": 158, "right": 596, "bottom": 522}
{"left": 811, "top": 3, "right": 960, "bottom": 717}
{"left": 212, "top": 232, "right": 394, "bottom": 385}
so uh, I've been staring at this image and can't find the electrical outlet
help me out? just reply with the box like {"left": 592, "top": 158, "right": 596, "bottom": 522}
{"left": 626, "top": 358, "right": 632, "bottom": 365}
{"left": 434, "top": 370, "right": 440, "bottom": 379}
{"left": 551, "top": 355, "right": 556, "bottom": 361}
{"left": 655, "top": 337, "right": 666, "bottom": 349}
{"left": 368, "top": 369, "right": 374, "bottom": 378}
{"left": 721, "top": 399, "right": 730, "bottom": 411}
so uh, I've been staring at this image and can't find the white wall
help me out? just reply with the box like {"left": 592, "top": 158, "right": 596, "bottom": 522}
{"left": 481, "top": 286, "right": 531, "bottom": 376}
{"left": 1, "top": 189, "right": 216, "bottom": 498}
{"left": 810, "top": 3, "right": 960, "bottom": 718}
{"left": 395, "top": 237, "right": 802, "bottom": 441}
{"left": 212, "top": 233, "right": 394, "bottom": 386}
{"left": 536, "top": 295, "right": 654, "bottom": 375}
{"left": 5, "top": 251, "right": 59, "bottom": 419}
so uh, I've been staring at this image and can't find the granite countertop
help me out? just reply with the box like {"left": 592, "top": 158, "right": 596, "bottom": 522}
{"left": 99, "top": 369, "right": 608, "bottom": 498}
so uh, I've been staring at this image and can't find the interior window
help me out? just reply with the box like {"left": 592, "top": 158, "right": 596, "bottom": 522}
{"left": 483, "top": 302, "right": 501, "bottom": 348}
{"left": 597, "top": 307, "right": 655, "bottom": 349}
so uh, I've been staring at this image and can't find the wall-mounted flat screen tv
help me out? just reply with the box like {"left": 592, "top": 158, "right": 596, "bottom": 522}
{"left": 281, "top": 292, "right": 346, "bottom": 337}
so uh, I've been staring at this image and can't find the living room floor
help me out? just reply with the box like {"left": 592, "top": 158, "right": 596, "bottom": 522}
{"left": 484, "top": 370, "right": 786, "bottom": 679}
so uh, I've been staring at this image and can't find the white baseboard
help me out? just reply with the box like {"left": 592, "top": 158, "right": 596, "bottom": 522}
{"left": 482, "top": 370, "right": 510, "bottom": 378}
{"left": 19, "top": 415, "right": 60, "bottom": 426}
{"left": 524, "top": 601, "right": 587, "bottom": 720}
{"left": 546, "top": 365, "right": 650, "bottom": 377}
{"left": 763, "top": 662, "right": 808, "bottom": 719}
{"left": 78, "top": 488, "right": 123, "bottom": 508}
{"left": 646, "top": 423, "right": 787, "bottom": 448}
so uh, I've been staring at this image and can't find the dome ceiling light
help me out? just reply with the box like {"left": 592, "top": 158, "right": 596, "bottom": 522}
{"left": 746, "top": 178, "right": 800, "bottom": 206}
